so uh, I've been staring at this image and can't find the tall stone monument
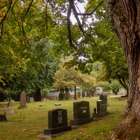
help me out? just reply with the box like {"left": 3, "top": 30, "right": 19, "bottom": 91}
{"left": 18, "top": 91, "right": 27, "bottom": 109}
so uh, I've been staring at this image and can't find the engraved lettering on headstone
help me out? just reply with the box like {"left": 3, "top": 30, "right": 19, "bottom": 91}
{"left": 58, "top": 110, "right": 62, "bottom": 116}
{"left": 57, "top": 116, "right": 63, "bottom": 123}
{"left": 100, "top": 104, "right": 106, "bottom": 110}
{"left": 81, "top": 106, "right": 87, "bottom": 109}
{"left": 57, "top": 110, "right": 63, "bottom": 123}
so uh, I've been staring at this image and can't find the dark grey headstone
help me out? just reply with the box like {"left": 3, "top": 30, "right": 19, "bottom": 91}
{"left": 93, "top": 100, "right": 108, "bottom": 118}
{"left": 48, "top": 109, "right": 68, "bottom": 129}
{"left": 43, "top": 108, "right": 71, "bottom": 136}
{"left": 73, "top": 101, "right": 90, "bottom": 120}
{"left": 97, "top": 100, "right": 107, "bottom": 113}
{"left": 100, "top": 93, "right": 107, "bottom": 103}
{"left": 70, "top": 101, "right": 93, "bottom": 126}
{"left": 0, "top": 114, "right": 7, "bottom": 121}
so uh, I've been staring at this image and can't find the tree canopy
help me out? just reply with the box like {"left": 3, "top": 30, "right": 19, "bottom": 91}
{"left": 53, "top": 66, "right": 95, "bottom": 90}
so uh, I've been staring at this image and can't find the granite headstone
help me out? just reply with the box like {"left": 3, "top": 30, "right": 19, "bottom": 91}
{"left": 93, "top": 93, "right": 109, "bottom": 118}
{"left": 0, "top": 114, "right": 7, "bottom": 121}
{"left": 70, "top": 101, "right": 93, "bottom": 126}
{"left": 42, "top": 108, "right": 71, "bottom": 137}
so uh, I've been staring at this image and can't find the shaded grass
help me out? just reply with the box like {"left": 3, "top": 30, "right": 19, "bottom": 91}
{"left": 0, "top": 96, "right": 126, "bottom": 140}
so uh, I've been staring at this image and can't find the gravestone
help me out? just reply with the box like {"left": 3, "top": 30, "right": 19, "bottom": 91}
{"left": 59, "top": 88, "right": 65, "bottom": 100}
{"left": 18, "top": 91, "right": 27, "bottom": 109}
{"left": 93, "top": 94, "right": 109, "bottom": 118}
{"left": 4, "top": 108, "right": 14, "bottom": 115}
{"left": 100, "top": 93, "right": 107, "bottom": 103}
{"left": 29, "top": 97, "right": 34, "bottom": 103}
{"left": 7, "top": 100, "right": 15, "bottom": 107}
{"left": 39, "top": 109, "right": 71, "bottom": 138}
{"left": 55, "top": 103, "right": 61, "bottom": 106}
{"left": 70, "top": 101, "right": 93, "bottom": 126}
{"left": 0, "top": 114, "right": 7, "bottom": 121}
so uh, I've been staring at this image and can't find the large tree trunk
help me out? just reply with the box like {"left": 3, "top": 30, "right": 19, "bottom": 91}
{"left": 103, "top": 0, "right": 140, "bottom": 139}
{"left": 33, "top": 87, "right": 41, "bottom": 101}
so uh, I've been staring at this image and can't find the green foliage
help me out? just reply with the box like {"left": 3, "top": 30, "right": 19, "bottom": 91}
{"left": 0, "top": 0, "right": 128, "bottom": 96}
{"left": 110, "top": 80, "right": 122, "bottom": 94}
{"left": 53, "top": 66, "right": 95, "bottom": 90}
{"left": 96, "top": 81, "right": 110, "bottom": 92}
{"left": 41, "top": 88, "right": 50, "bottom": 96}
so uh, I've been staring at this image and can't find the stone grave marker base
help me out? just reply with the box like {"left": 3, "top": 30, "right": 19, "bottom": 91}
{"left": 0, "top": 114, "right": 7, "bottom": 121}
{"left": 70, "top": 118, "right": 93, "bottom": 126}
{"left": 93, "top": 112, "right": 109, "bottom": 118}
{"left": 38, "top": 132, "right": 65, "bottom": 139}
{"left": 44, "top": 125, "right": 71, "bottom": 135}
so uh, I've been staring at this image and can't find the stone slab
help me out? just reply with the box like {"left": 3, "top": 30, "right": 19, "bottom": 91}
{"left": 54, "top": 103, "right": 61, "bottom": 106}
{"left": 38, "top": 132, "right": 66, "bottom": 139}
{"left": 4, "top": 108, "right": 14, "bottom": 115}
{"left": 93, "top": 112, "right": 109, "bottom": 118}
{"left": 70, "top": 117, "right": 93, "bottom": 126}
{"left": 44, "top": 125, "right": 71, "bottom": 135}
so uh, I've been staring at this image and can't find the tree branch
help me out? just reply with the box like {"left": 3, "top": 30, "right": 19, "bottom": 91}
{"left": 0, "top": 3, "right": 9, "bottom": 10}
{"left": 23, "top": 0, "right": 34, "bottom": 20}
{"left": 0, "top": 0, "right": 12, "bottom": 25}
{"left": 67, "top": 0, "right": 104, "bottom": 48}
{"left": 77, "top": 1, "right": 104, "bottom": 16}
{"left": 67, "top": 0, "right": 77, "bottom": 49}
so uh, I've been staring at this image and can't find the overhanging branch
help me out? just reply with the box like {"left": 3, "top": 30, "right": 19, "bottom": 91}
{"left": 77, "top": 1, "right": 103, "bottom": 16}
{"left": 67, "top": 0, "right": 104, "bottom": 48}
{"left": 0, "top": 0, "right": 12, "bottom": 25}
{"left": 67, "top": 0, "right": 77, "bottom": 49}
{"left": 23, "top": 0, "right": 34, "bottom": 20}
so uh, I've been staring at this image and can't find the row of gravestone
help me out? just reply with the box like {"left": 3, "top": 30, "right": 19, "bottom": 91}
{"left": 1, "top": 91, "right": 34, "bottom": 108}
{"left": 0, "top": 91, "right": 34, "bottom": 122}
{"left": 39, "top": 93, "right": 108, "bottom": 138}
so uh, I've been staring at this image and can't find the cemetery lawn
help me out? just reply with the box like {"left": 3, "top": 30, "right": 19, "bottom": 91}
{"left": 0, "top": 96, "right": 126, "bottom": 140}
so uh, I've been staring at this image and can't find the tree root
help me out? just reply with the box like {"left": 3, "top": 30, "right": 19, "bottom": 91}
{"left": 110, "top": 115, "right": 140, "bottom": 140}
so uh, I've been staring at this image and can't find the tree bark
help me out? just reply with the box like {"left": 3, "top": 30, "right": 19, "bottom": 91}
{"left": 33, "top": 87, "right": 41, "bottom": 101}
{"left": 103, "top": 0, "right": 140, "bottom": 139}
{"left": 74, "top": 86, "right": 77, "bottom": 100}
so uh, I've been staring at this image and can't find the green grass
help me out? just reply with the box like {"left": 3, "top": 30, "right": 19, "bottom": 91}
{"left": 0, "top": 96, "right": 127, "bottom": 140}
